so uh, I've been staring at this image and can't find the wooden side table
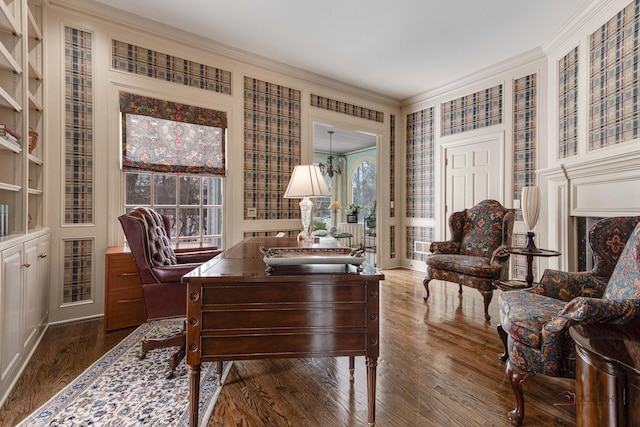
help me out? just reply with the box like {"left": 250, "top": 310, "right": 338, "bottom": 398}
{"left": 506, "top": 247, "right": 561, "bottom": 288}
{"left": 570, "top": 324, "right": 640, "bottom": 426}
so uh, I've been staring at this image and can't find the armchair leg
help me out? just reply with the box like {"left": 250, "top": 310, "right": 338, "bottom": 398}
{"left": 497, "top": 324, "right": 509, "bottom": 363}
{"left": 505, "top": 360, "right": 535, "bottom": 426}
{"left": 422, "top": 277, "right": 430, "bottom": 300}
{"left": 479, "top": 290, "right": 493, "bottom": 321}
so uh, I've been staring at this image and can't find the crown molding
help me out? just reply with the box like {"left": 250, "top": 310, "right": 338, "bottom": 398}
{"left": 402, "top": 47, "right": 546, "bottom": 107}
{"left": 542, "top": 0, "right": 609, "bottom": 54}
{"left": 50, "top": 0, "right": 401, "bottom": 108}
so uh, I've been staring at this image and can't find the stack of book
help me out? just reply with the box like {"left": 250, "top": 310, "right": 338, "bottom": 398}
{"left": 0, "top": 204, "right": 8, "bottom": 236}
{"left": 0, "top": 124, "right": 21, "bottom": 148}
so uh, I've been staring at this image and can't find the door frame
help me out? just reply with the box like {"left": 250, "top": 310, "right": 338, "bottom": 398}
{"left": 439, "top": 131, "right": 506, "bottom": 240}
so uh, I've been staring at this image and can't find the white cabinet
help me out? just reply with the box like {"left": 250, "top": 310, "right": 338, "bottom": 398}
{"left": 0, "top": 243, "right": 22, "bottom": 385}
{"left": 0, "top": 231, "right": 49, "bottom": 407}
{"left": 23, "top": 233, "right": 48, "bottom": 349}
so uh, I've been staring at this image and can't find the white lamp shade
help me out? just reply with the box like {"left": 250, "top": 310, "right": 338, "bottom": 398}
{"left": 521, "top": 186, "right": 540, "bottom": 232}
{"left": 284, "top": 165, "right": 330, "bottom": 198}
{"left": 329, "top": 200, "right": 343, "bottom": 210}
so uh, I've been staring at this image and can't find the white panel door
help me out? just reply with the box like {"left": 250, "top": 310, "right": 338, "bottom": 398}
{"left": 445, "top": 136, "right": 501, "bottom": 237}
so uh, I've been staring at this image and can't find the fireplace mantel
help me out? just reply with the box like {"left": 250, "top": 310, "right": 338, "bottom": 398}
{"left": 537, "top": 146, "right": 640, "bottom": 271}
{"left": 539, "top": 149, "right": 640, "bottom": 218}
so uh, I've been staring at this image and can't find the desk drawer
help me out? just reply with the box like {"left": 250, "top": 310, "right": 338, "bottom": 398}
{"left": 201, "top": 331, "right": 366, "bottom": 359}
{"left": 203, "top": 305, "right": 366, "bottom": 330}
{"left": 202, "top": 282, "right": 366, "bottom": 305}
{"left": 105, "top": 288, "right": 146, "bottom": 331}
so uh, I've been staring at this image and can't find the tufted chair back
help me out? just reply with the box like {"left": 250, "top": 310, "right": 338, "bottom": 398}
{"left": 126, "top": 207, "right": 177, "bottom": 267}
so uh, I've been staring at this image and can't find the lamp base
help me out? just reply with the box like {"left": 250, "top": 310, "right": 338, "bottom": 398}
{"left": 524, "top": 231, "right": 539, "bottom": 252}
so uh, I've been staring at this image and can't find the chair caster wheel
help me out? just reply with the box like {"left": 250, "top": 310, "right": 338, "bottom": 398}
{"left": 164, "top": 370, "right": 175, "bottom": 379}
{"left": 137, "top": 351, "right": 147, "bottom": 360}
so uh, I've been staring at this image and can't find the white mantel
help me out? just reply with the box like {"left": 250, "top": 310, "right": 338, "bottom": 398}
{"left": 538, "top": 146, "right": 640, "bottom": 270}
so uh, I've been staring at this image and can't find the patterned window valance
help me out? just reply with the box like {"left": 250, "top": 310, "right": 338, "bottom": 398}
{"left": 120, "top": 92, "right": 227, "bottom": 175}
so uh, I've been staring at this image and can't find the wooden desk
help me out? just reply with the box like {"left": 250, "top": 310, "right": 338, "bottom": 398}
{"left": 183, "top": 237, "right": 384, "bottom": 426}
{"left": 570, "top": 324, "right": 640, "bottom": 426}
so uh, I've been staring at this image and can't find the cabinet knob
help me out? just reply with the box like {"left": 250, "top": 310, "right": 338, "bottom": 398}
{"left": 39, "top": 253, "right": 47, "bottom": 258}
{"left": 22, "top": 263, "right": 31, "bottom": 268}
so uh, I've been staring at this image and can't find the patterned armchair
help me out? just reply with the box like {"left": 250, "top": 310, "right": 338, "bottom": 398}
{"left": 497, "top": 216, "right": 640, "bottom": 425}
{"left": 423, "top": 199, "right": 515, "bottom": 320}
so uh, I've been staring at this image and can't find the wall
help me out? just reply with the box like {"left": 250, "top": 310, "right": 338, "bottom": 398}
{"left": 45, "top": 0, "right": 400, "bottom": 323}
{"left": 400, "top": 0, "right": 640, "bottom": 275}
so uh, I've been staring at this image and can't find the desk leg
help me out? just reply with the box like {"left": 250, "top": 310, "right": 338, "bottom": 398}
{"left": 189, "top": 364, "right": 201, "bottom": 427}
{"left": 525, "top": 254, "right": 534, "bottom": 288}
{"left": 349, "top": 356, "right": 355, "bottom": 383}
{"left": 366, "top": 356, "right": 377, "bottom": 427}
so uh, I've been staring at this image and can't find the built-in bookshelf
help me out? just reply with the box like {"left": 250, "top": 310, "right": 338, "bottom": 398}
{"left": 0, "top": 0, "right": 45, "bottom": 241}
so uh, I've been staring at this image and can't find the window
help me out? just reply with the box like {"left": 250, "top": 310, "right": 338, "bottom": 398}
{"left": 120, "top": 92, "right": 227, "bottom": 246}
{"left": 351, "top": 160, "right": 376, "bottom": 208}
{"left": 124, "top": 172, "right": 223, "bottom": 247}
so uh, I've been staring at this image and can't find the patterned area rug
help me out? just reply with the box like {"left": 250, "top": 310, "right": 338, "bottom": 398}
{"left": 18, "top": 319, "right": 231, "bottom": 427}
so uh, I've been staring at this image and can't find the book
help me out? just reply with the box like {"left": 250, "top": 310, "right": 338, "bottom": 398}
{"left": 0, "top": 124, "right": 21, "bottom": 140}
{"left": 0, "top": 132, "right": 20, "bottom": 147}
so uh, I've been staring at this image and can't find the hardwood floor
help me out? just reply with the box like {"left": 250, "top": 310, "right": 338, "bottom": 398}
{"left": 0, "top": 269, "right": 576, "bottom": 426}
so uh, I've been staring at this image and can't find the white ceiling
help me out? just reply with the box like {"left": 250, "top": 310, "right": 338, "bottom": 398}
{"left": 94, "top": 0, "right": 594, "bottom": 101}
{"left": 91, "top": 0, "right": 595, "bottom": 153}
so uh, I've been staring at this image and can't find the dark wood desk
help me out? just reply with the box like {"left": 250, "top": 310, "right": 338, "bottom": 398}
{"left": 183, "top": 237, "right": 384, "bottom": 426}
{"left": 570, "top": 324, "right": 640, "bottom": 427}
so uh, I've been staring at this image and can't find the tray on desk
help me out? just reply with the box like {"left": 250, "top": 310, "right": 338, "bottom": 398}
{"left": 260, "top": 246, "right": 365, "bottom": 272}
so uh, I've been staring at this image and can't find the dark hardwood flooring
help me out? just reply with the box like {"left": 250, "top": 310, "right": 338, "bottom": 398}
{"left": 0, "top": 269, "right": 576, "bottom": 426}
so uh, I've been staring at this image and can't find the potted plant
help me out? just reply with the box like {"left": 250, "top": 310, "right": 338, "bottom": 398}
{"left": 345, "top": 203, "right": 362, "bottom": 223}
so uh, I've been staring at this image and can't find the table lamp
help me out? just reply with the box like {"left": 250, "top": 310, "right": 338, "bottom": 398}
{"left": 284, "top": 165, "right": 330, "bottom": 242}
{"left": 521, "top": 186, "right": 540, "bottom": 251}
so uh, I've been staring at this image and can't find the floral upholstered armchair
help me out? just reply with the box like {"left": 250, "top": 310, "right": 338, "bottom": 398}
{"left": 497, "top": 216, "right": 640, "bottom": 426}
{"left": 423, "top": 199, "right": 515, "bottom": 320}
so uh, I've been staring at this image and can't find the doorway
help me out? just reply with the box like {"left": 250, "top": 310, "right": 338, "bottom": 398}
{"left": 313, "top": 122, "right": 377, "bottom": 264}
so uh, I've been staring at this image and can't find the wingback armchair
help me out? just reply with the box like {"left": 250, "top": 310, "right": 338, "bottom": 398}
{"left": 423, "top": 199, "right": 515, "bottom": 320}
{"left": 497, "top": 216, "right": 640, "bottom": 425}
{"left": 118, "top": 207, "right": 222, "bottom": 377}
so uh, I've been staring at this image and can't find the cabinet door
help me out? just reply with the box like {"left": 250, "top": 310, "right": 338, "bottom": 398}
{"left": 1, "top": 244, "right": 23, "bottom": 382}
{"left": 22, "top": 238, "right": 40, "bottom": 350}
{"left": 36, "top": 235, "right": 50, "bottom": 327}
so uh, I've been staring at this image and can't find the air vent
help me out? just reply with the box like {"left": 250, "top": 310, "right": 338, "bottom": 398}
{"left": 414, "top": 241, "right": 431, "bottom": 255}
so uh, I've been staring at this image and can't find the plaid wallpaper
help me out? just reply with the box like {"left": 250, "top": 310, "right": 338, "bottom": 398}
{"left": 389, "top": 114, "right": 396, "bottom": 218}
{"left": 244, "top": 77, "right": 301, "bottom": 220}
{"left": 65, "top": 27, "right": 93, "bottom": 225}
{"left": 112, "top": 40, "right": 232, "bottom": 95}
{"left": 558, "top": 47, "right": 579, "bottom": 158}
{"left": 406, "top": 108, "right": 434, "bottom": 219}
{"left": 63, "top": 27, "right": 95, "bottom": 305}
{"left": 513, "top": 74, "right": 537, "bottom": 204}
{"left": 310, "top": 94, "right": 384, "bottom": 123}
{"left": 590, "top": 0, "right": 640, "bottom": 149}
{"left": 441, "top": 85, "right": 503, "bottom": 136}
{"left": 390, "top": 225, "right": 395, "bottom": 259}
{"left": 63, "top": 239, "right": 94, "bottom": 303}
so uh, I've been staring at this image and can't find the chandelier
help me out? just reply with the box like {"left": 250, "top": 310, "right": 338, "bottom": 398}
{"left": 318, "top": 130, "right": 343, "bottom": 178}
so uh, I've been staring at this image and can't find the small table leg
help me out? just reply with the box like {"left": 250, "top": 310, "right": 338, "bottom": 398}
{"left": 349, "top": 356, "right": 355, "bottom": 383}
{"left": 189, "top": 364, "right": 201, "bottom": 427}
{"left": 366, "top": 356, "right": 377, "bottom": 427}
{"left": 525, "top": 254, "right": 534, "bottom": 288}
